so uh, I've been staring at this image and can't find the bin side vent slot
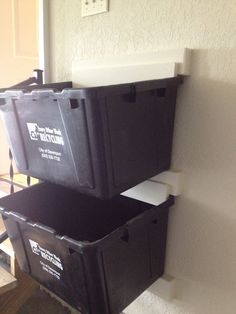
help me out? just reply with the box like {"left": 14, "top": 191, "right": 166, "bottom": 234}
{"left": 68, "top": 247, "right": 76, "bottom": 255}
{"left": 152, "top": 219, "right": 158, "bottom": 224}
{"left": 120, "top": 229, "right": 129, "bottom": 243}
{"left": 156, "top": 88, "right": 166, "bottom": 97}
{"left": 70, "top": 99, "right": 79, "bottom": 109}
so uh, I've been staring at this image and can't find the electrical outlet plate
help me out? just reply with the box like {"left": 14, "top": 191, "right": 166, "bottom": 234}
{"left": 82, "top": 0, "right": 109, "bottom": 17}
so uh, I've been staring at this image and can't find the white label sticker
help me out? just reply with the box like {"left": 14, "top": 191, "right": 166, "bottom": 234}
{"left": 26, "top": 123, "right": 64, "bottom": 146}
{"left": 40, "top": 261, "right": 61, "bottom": 280}
{"left": 29, "top": 239, "right": 63, "bottom": 271}
{"left": 38, "top": 147, "right": 62, "bottom": 162}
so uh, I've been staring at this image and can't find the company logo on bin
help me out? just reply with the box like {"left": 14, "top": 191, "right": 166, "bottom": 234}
{"left": 27, "top": 123, "right": 39, "bottom": 141}
{"left": 26, "top": 123, "right": 64, "bottom": 146}
{"left": 29, "top": 239, "right": 41, "bottom": 255}
{"left": 29, "top": 239, "right": 63, "bottom": 271}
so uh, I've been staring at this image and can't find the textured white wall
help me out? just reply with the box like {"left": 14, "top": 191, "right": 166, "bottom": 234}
{"left": 49, "top": 1, "right": 236, "bottom": 313}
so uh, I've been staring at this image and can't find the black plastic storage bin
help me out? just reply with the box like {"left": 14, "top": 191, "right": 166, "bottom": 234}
{"left": 0, "top": 182, "right": 173, "bottom": 314}
{"left": 0, "top": 77, "right": 182, "bottom": 198}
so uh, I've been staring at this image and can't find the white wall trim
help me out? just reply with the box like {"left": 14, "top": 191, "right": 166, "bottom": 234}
{"left": 72, "top": 48, "right": 191, "bottom": 87}
{"left": 121, "top": 171, "right": 183, "bottom": 205}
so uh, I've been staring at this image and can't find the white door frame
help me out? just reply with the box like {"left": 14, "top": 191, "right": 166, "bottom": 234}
{"left": 38, "top": 0, "right": 50, "bottom": 83}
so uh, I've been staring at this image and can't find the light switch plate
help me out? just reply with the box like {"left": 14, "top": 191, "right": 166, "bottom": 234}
{"left": 82, "top": 0, "right": 109, "bottom": 17}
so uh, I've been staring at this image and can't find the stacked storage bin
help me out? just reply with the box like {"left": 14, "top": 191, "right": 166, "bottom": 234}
{"left": 0, "top": 76, "right": 182, "bottom": 314}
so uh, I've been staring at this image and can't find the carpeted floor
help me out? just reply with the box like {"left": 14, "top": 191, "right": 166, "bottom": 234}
{"left": 16, "top": 289, "right": 71, "bottom": 314}
{"left": 0, "top": 174, "right": 39, "bottom": 194}
{"left": 0, "top": 174, "right": 39, "bottom": 187}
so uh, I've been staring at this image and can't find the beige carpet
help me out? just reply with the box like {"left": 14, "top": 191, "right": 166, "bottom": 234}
{"left": 17, "top": 289, "right": 71, "bottom": 314}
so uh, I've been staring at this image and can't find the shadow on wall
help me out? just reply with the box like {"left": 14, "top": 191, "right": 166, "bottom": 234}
{"left": 145, "top": 196, "right": 236, "bottom": 313}
{"left": 147, "top": 48, "right": 236, "bottom": 311}
{"left": 172, "top": 48, "right": 236, "bottom": 174}
{"left": 167, "top": 196, "right": 236, "bottom": 291}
